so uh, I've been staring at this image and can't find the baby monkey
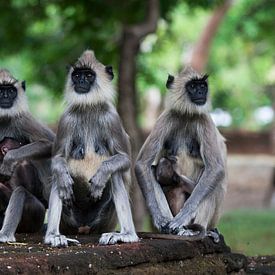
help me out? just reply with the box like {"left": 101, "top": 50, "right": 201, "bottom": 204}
{"left": 155, "top": 156, "right": 200, "bottom": 216}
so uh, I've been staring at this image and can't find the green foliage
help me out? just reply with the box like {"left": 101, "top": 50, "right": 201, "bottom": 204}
{"left": 0, "top": 0, "right": 274, "bottom": 127}
{"left": 218, "top": 209, "right": 275, "bottom": 256}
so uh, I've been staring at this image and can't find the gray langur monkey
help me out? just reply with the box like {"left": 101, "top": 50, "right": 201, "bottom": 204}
{"left": 135, "top": 66, "right": 227, "bottom": 240}
{"left": 44, "top": 50, "right": 138, "bottom": 247}
{"left": 0, "top": 69, "right": 54, "bottom": 242}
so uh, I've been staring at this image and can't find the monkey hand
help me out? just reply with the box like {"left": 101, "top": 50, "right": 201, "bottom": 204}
{"left": 55, "top": 170, "right": 74, "bottom": 204}
{"left": 152, "top": 215, "right": 173, "bottom": 233}
{"left": 168, "top": 206, "right": 195, "bottom": 233}
{"left": 89, "top": 168, "right": 110, "bottom": 200}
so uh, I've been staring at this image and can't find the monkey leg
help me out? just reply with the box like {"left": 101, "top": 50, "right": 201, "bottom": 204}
{"left": 0, "top": 182, "right": 11, "bottom": 211}
{"left": 0, "top": 186, "right": 27, "bottom": 242}
{"left": 44, "top": 182, "right": 79, "bottom": 247}
{"left": 0, "top": 183, "right": 11, "bottom": 228}
{"left": 166, "top": 187, "right": 186, "bottom": 216}
{"left": 187, "top": 185, "right": 225, "bottom": 242}
{"left": 16, "top": 193, "right": 46, "bottom": 233}
{"left": 193, "top": 183, "right": 225, "bottom": 230}
{"left": 99, "top": 173, "right": 139, "bottom": 245}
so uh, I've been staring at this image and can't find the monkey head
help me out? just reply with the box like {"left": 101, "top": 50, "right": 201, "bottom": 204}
{"left": 65, "top": 50, "right": 115, "bottom": 106}
{"left": 0, "top": 69, "right": 28, "bottom": 117}
{"left": 165, "top": 66, "right": 210, "bottom": 114}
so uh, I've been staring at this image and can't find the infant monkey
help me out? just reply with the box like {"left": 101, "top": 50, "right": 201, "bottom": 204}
{"left": 155, "top": 156, "right": 200, "bottom": 216}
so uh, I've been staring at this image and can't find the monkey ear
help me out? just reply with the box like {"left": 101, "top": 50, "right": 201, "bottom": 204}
{"left": 21, "top": 81, "right": 26, "bottom": 91}
{"left": 166, "top": 74, "right": 175, "bottom": 89}
{"left": 202, "top": 74, "right": 209, "bottom": 81}
{"left": 105, "top": 65, "right": 114, "bottom": 80}
{"left": 66, "top": 64, "right": 72, "bottom": 72}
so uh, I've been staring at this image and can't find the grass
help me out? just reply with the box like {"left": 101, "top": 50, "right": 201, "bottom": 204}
{"left": 218, "top": 209, "right": 275, "bottom": 256}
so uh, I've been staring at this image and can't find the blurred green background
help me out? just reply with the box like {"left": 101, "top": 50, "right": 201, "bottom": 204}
{"left": 1, "top": 0, "right": 274, "bottom": 128}
{"left": 1, "top": 0, "right": 275, "bottom": 256}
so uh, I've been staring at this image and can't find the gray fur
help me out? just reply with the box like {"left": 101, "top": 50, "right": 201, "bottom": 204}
{"left": 0, "top": 69, "right": 54, "bottom": 242}
{"left": 45, "top": 50, "right": 138, "bottom": 247}
{"left": 135, "top": 66, "right": 227, "bottom": 237}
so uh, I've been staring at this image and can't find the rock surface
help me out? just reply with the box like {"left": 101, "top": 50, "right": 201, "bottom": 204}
{"left": 0, "top": 233, "right": 267, "bottom": 274}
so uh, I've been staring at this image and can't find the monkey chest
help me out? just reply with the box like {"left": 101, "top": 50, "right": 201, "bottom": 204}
{"left": 68, "top": 151, "right": 107, "bottom": 182}
{"left": 67, "top": 136, "right": 109, "bottom": 181}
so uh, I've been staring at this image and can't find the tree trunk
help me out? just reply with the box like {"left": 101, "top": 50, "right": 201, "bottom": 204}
{"left": 190, "top": 0, "right": 233, "bottom": 72}
{"left": 270, "top": 86, "right": 275, "bottom": 155}
{"left": 117, "top": 0, "right": 159, "bottom": 230}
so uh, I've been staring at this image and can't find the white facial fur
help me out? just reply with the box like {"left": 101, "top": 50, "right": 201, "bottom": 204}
{"left": 65, "top": 50, "right": 115, "bottom": 107}
{"left": 165, "top": 66, "right": 211, "bottom": 115}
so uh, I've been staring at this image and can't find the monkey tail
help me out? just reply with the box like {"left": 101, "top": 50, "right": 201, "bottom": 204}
{"left": 138, "top": 223, "right": 206, "bottom": 241}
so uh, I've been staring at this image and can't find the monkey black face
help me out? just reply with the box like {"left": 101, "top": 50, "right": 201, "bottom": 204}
{"left": 185, "top": 76, "right": 208, "bottom": 106}
{"left": 0, "top": 84, "right": 18, "bottom": 109}
{"left": 71, "top": 68, "right": 96, "bottom": 94}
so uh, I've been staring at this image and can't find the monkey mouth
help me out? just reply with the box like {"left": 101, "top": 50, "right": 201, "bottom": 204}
{"left": 192, "top": 98, "right": 207, "bottom": 105}
{"left": 0, "top": 102, "right": 13, "bottom": 109}
{"left": 74, "top": 86, "right": 91, "bottom": 94}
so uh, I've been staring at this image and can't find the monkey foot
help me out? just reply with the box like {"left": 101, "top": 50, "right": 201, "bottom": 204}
{"left": 99, "top": 232, "right": 139, "bottom": 245}
{"left": 44, "top": 234, "right": 80, "bottom": 247}
{"left": 207, "top": 229, "right": 220, "bottom": 243}
{"left": 177, "top": 228, "right": 200, "bottom": 237}
{"left": 0, "top": 232, "right": 16, "bottom": 243}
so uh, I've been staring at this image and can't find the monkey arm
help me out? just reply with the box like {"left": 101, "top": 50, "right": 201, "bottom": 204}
{"left": 135, "top": 115, "right": 173, "bottom": 231}
{"left": 51, "top": 120, "right": 74, "bottom": 203}
{"left": 89, "top": 153, "right": 130, "bottom": 200}
{"left": 0, "top": 140, "right": 53, "bottom": 178}
{"left": 89, "top": 113, "right": 131, "bottom": 199}
{"left": 0, "top": 114, "right": 55, "bottom": 178}
{"left": 173, "top": 173, "right": 196, "bottom": 193}
{"left": 52, "top": 154, "right": 74, "bottom": 203}
{"left": 168, "top": 122, "right": 226, "bottom": 231}
{"left": 4, "top": 139, "right": 52, "bottom": 161}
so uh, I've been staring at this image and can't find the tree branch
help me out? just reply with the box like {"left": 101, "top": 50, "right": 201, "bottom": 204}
{"left": 190, "top": 0, "right": 233, "bottom": 72}
{"left": 125, "top": 0, "right": 159, "bottom": 39}
{"left": 117, "top": 0, "right": 160, "bottom": 230}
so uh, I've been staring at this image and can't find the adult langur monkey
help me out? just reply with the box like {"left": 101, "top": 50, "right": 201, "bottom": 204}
{"left": 0, "top": 69, "right": 54, "bottom": 242}
{"left": 135, "top": 66, "right": 227, "bottom": 241}
{"left": 44, "top": 50, "right": 138, "bottom": 247}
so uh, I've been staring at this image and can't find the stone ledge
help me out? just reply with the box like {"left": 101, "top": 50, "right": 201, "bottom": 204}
{"left": 0, "top": 233, "right": 248, "bottom": 274}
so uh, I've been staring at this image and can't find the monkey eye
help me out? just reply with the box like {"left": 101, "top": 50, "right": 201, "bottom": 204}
{"left": 9, "top": 88, "right": 17, "bottom": 97}
{"left": 72, "top": 71, "right": 80, "bottom": 78}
